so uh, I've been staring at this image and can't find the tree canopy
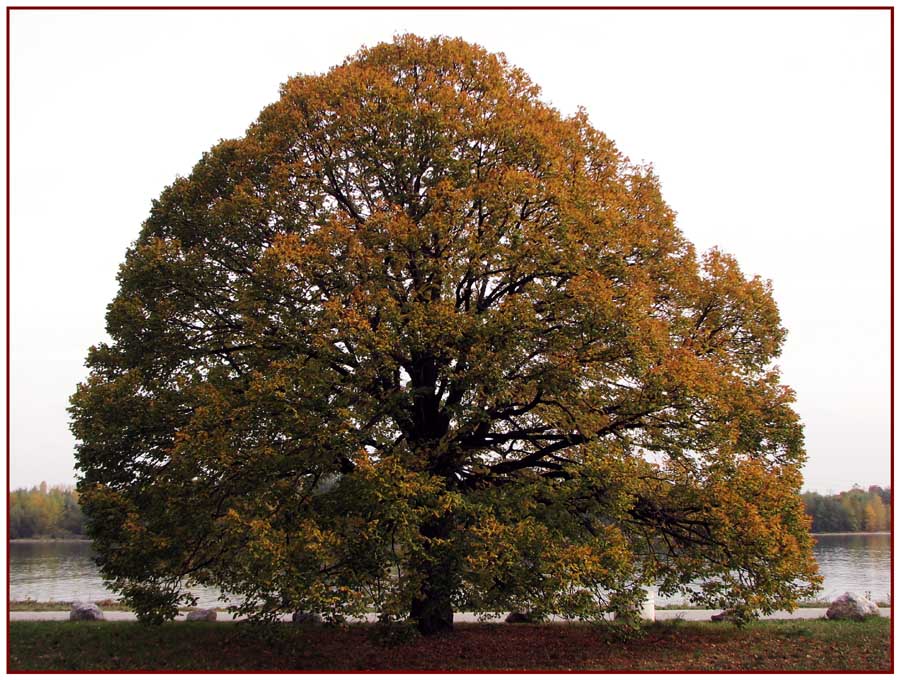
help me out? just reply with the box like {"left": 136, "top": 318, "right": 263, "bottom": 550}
{"left": 70, "top": 35, "right": 820, "bottom": 634}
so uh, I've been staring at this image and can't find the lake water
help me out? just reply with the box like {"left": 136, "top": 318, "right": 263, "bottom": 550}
{"left": 9, "top": 533, "right": 892, "bottom": 608}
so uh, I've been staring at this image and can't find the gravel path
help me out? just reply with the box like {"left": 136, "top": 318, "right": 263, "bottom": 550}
{"left": 9, "top": 608, "right": 891, "bottom": 622}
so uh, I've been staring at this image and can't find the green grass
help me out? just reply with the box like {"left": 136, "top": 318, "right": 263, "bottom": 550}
{"left": 8, "top": 600, "right": 228, "bottom": 612}
{"left": 8, "top": 617, "right": 891, "bottom": 671}
{"left": 9, "top": 599, "right": 130, "bottom": 612}
{"left": 655, "top": 599, "right": 891, "bottom": 610}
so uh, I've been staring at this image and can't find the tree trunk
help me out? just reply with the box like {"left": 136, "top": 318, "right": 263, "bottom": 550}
{"left": 409, "top": 514, "right": 455, "bottom": 635}
{"left": 410, "top": 582, "right": 454, "bottom": 635}
{"left": 406, "top": 353, "right": 456, "bottom": 635}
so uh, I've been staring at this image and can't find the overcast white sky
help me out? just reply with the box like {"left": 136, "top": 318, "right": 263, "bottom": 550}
{"left": 8, "top": 5, "right": 891, "bottom": 494}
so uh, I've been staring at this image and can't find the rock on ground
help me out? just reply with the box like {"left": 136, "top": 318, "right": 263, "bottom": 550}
{"left": 186, "top": 608, "right": 217, "bottom": 622}
{"left": 69, "top": 602, "right": 105, "bottom": 621}
{"left": 292, "top": 612, "right": 323, "bottom": 625}
{"left": 826, "top": 592, "right": 880, "bottom": 621}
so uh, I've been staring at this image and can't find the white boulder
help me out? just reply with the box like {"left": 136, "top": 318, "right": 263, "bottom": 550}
{"left": 185, "top": 608, "right": 217, "bottom": 622}
{"left": 826, "top": 592, "right": 880, "bottom": 620}
{"left": 69, "top": 602, "right": 105, "bottom": 621}
{"left": 292, "top": 611, "right": 323, "bottom": 625}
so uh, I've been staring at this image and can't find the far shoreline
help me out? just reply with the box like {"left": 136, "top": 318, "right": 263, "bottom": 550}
{"left": 11, "top": 531, "right": 892, "bottom": 543}
{"left": 10, "top": 537, "right": 91, "bottom": 543}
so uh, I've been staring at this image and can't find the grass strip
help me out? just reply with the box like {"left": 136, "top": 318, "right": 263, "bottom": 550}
{"left": 8, "top": 617, "right": 891, "bottom": 671}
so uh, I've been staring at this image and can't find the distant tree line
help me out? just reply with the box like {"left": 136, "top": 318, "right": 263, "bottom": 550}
{"left": 9, "top": 482, "right": 889, "bottom": 538}
{"left": 802, "top": 486, "right": 891, "bottom": 533}
{"left": 10, "top": 482, "right": 86, "bottom": 538}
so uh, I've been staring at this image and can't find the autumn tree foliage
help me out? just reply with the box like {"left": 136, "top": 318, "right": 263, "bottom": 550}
{"left": 10, "top": 484, "right": 85, "bottom": 539}
{"left": 803, "top": 487, "right": 891, "bottom": 533}
{"left": 70, "top": 35, "right": 820, "bottom": 634}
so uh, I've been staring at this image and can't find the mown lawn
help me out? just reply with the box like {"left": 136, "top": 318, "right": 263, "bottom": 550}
{"left": 9, "top": 600, "right": 132, "bottom": 612}
{"left": 8, "top": 618, "right": 891, "bottom": 672}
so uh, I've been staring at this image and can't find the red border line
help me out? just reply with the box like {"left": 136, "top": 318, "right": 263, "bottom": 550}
{"left": 890, "top": 4, "right": 896, "bottom": 675}
{"left": 5, "top": 3, "right": 11, "bottom": 654}
{"left": 2, "top": 5, "right": 897, "bottom": 9}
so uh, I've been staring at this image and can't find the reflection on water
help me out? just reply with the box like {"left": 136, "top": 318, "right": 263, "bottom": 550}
{"left": 9, "top": 540, "right": 232, "bottom": 608}
{"left": 811, "top": 533, "right": 892, "bottom": 602}
{"left": 10, "top": 533, "right": 892, "bottom": 608}
{"left": 10, "top": 541, "right": 107, "bottom": 602}
{"left": 653, "top": 532, "right": 892, "bottom": 606}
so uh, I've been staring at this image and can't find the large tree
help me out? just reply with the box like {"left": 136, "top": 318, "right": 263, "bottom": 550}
{"left": 71, "top": 35, "right": 820, "bottom": 634}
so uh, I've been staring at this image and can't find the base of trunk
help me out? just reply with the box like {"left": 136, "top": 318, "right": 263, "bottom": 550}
{"left": 410, "top": 595, "right": 453, "bottom": 635}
